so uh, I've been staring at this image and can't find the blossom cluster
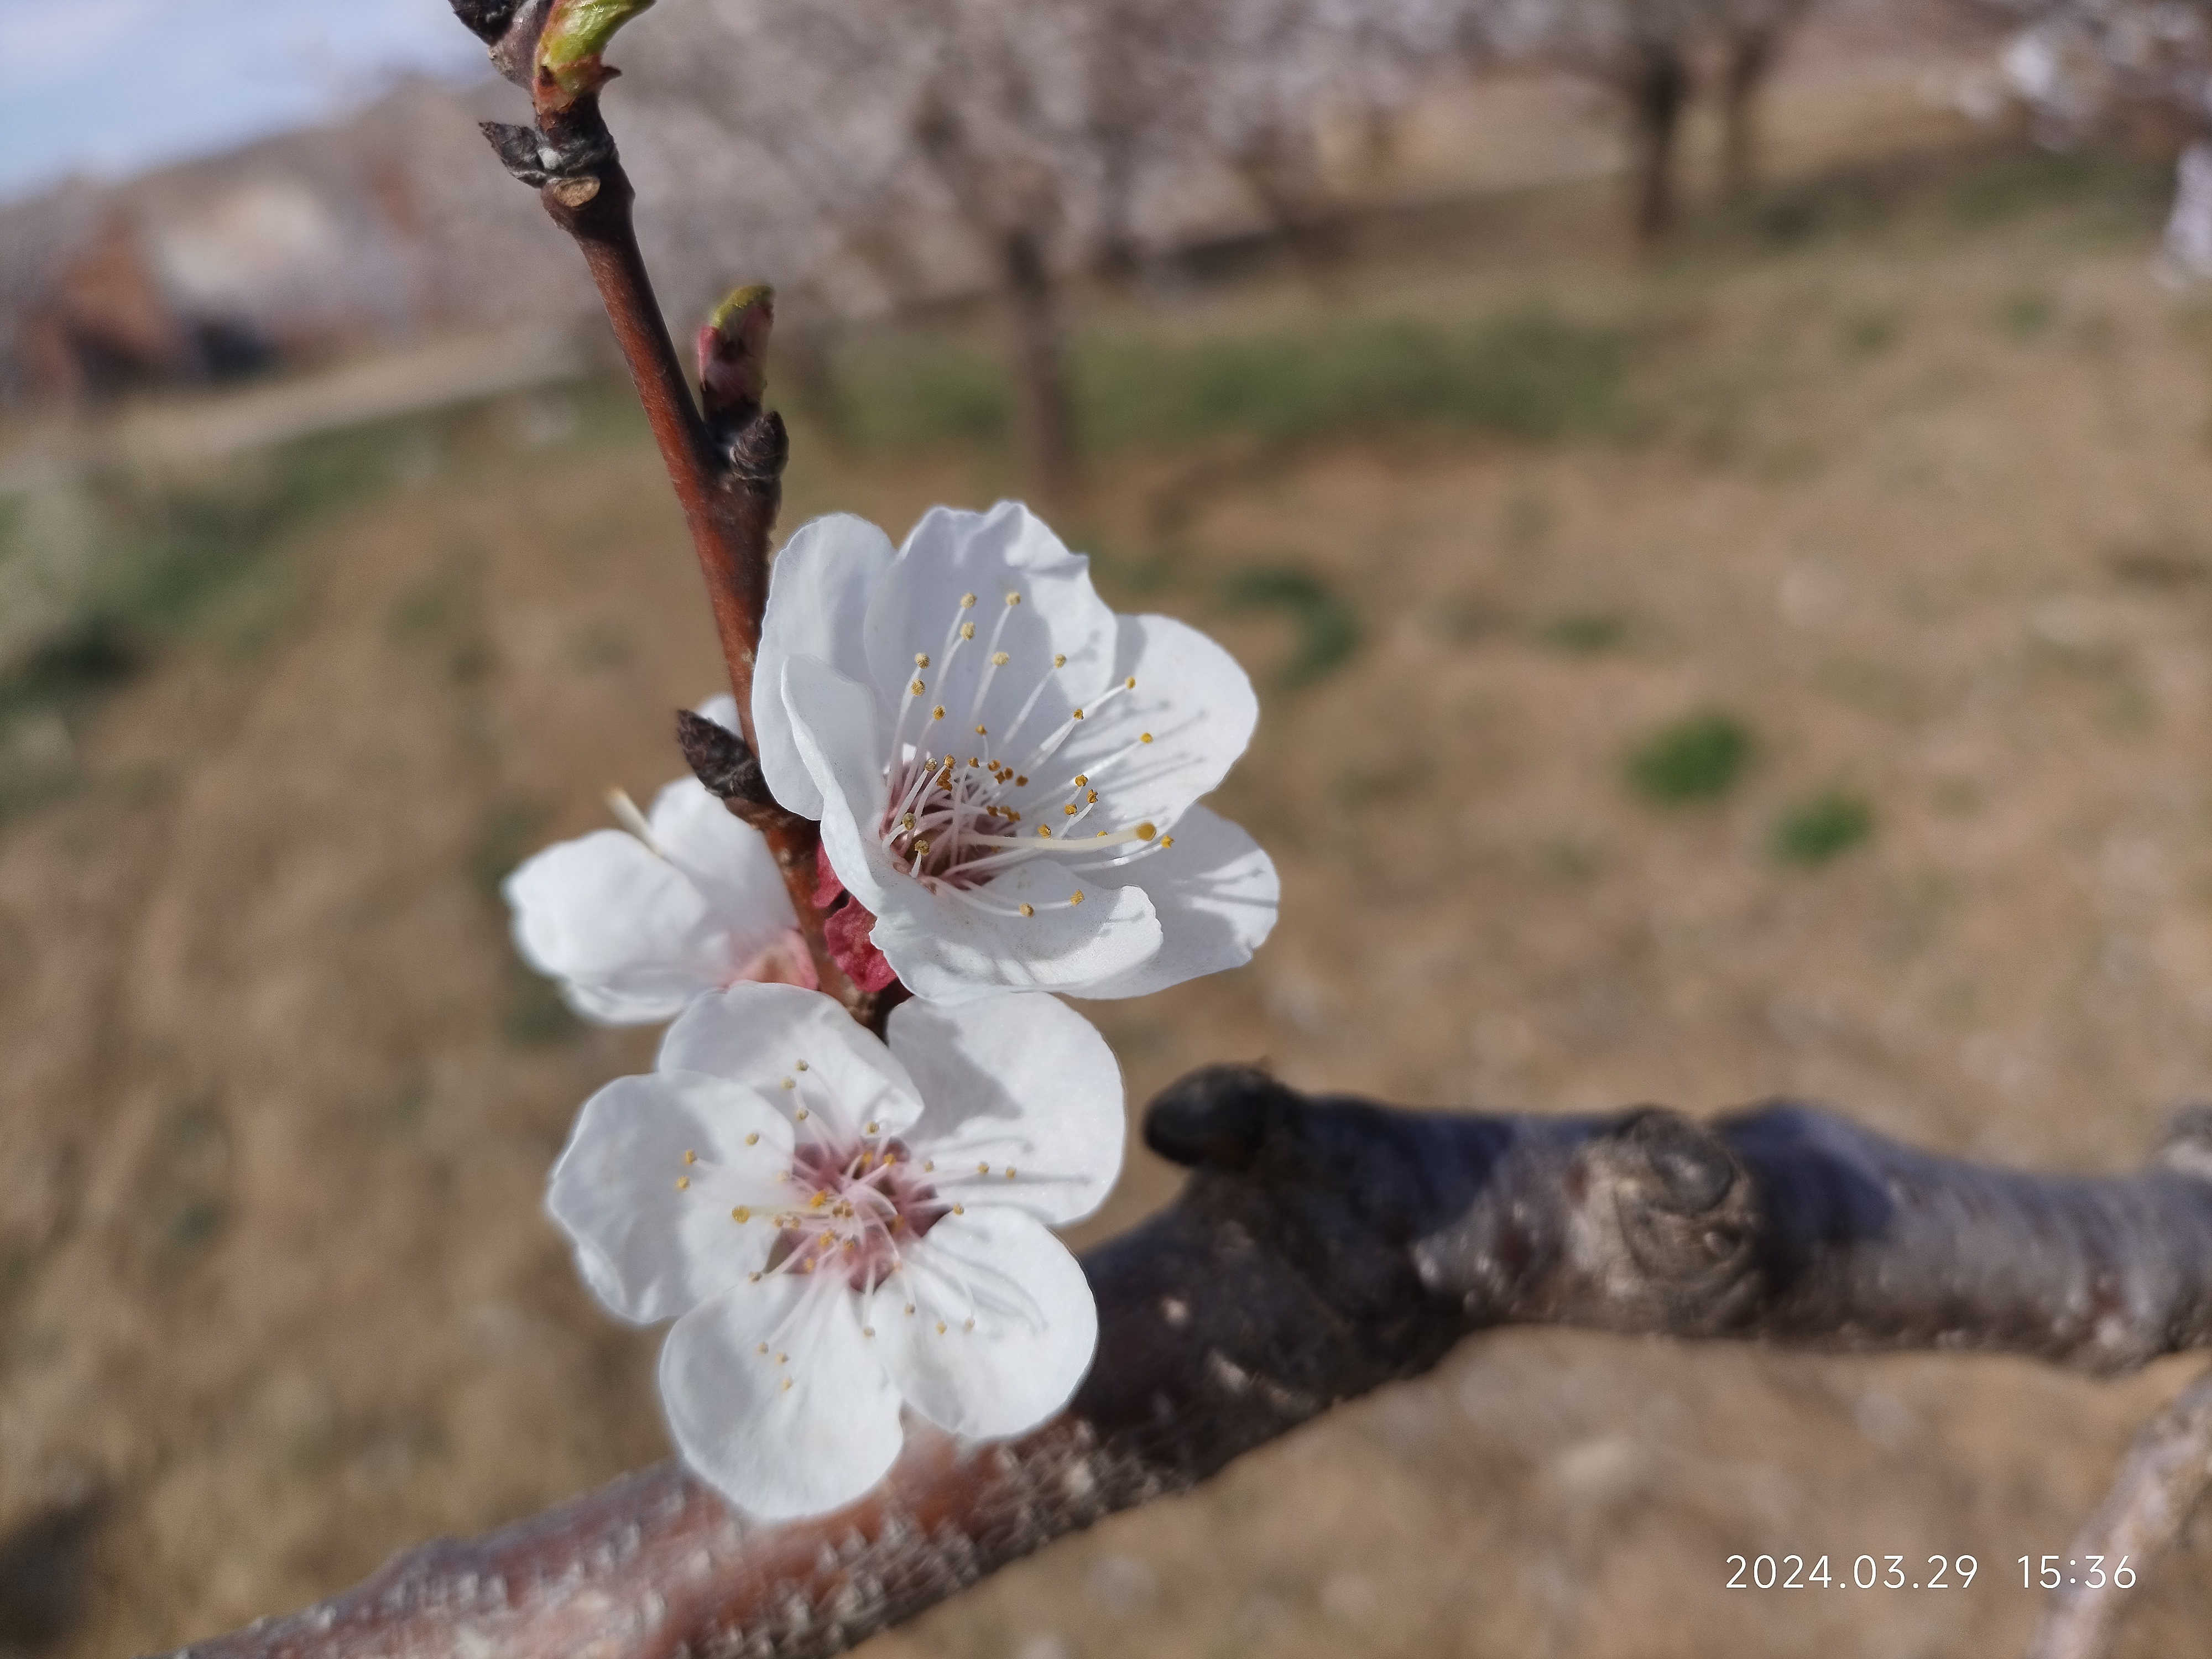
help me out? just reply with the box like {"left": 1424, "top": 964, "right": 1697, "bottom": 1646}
{"left": 508, "top": 503, "right": 1277, "bottom": 1519}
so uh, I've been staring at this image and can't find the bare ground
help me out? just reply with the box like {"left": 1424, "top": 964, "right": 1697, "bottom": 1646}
{"left": 8, "top": 121, "right": 2212, "bottom": 1659}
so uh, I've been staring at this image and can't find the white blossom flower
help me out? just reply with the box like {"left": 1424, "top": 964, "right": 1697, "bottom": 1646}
{"left": 547, "top": 982, "right": 1121, "bottom": 1519}
{"left": 2162, "top": 140, "right": 2212, "bottom": 283}
{"left": 752, "top": 502, "right": 1278, "bottom": 1003}
{"left": 503, "top": 697, "right": 813, "bottom": 1022}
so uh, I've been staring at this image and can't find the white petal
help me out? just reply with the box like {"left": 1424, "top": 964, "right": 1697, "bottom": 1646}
{"left": 1071, "top": 806, "right": 1279, "bottom": 1000}
{"left": 658, "top": 982, "right": 924, "bottom": 1141}
{"left": 869, "top": 860, "right": 1161, "bottom": 1004}
{"left": 876, "top": 1207, "right": 1097, "bottom": 1440}
{"left": 754, "top": 515, "right": 898, "bottom": 818}
{"left": 546, "top": 1072, "right": 793, "bottom": 1324}
{"left": 502, "top": 831, "right": 727, "bottom": 1024}
{"left": 661, "top": 1273, "right": 905, "bottom": 1520}
{"left": 887, "top": 995, "right": 1124, "bottom": 1225}
{"left": 782, "top": 654, "right": 899, "bottom": 910}
{"left": 696, "top": 693, "right": 740, "bottom": 733}
{"left": 646, "top": 775, "right": 797, "bottom": 942}
{"left": 1049, "top": 614, "right": 1259, "bottom": 830}
{"left": 864, "top": 503, "right": 1118, "bottom": 731}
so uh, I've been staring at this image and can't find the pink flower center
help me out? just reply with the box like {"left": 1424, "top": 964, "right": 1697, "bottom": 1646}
{"left": 770, "top": 1135, "right": 945, "bottom": 1291}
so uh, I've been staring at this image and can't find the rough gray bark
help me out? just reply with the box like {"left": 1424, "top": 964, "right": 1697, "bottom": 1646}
{"left": 159, "top": 1068, "right": 2212, "bottom": 1659}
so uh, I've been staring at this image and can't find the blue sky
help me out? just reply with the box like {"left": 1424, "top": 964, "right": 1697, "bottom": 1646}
{"left": 0, "top": 0, "right": 489, "bottom": 202}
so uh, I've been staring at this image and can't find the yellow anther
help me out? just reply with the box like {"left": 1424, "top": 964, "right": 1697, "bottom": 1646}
{"left": 910, "top": 679, "right": 925, "bottom": 695}
{"left": 974, "top": 724, "right": 987, "bottom": 735}
{"left": 795, "top": 1061, "right": 808, "bottom": 1071}
{"left": 1037, "top": 825, "right": 1052, "bottom": 838}
{"left": 1071, "top": 708, "right": 1084, "bottom": 719}
{"left": 1125, "top": 676, "right": 1136, "bottom": 689}
{"left": 1137, "top": 821, "right": 1157, "bottom": 840}
{"left": 758, "top": 1342, "right": 769, "bottom": 1353}
{"left": 1073, "top": 774, "right": 1087, "bottom": 786}
{"left": 977, "top": 1161, "right": 989, "bottom": 1173}
{"left": 1064, "top": 804, "right": 1077, "bottom": 816}
{"left": 1005, "top": 1167, "right": 1017, "bottom": 1179}
{"left": 901, "top": 812, "right": 916, "bottom": 830}
{"left": 1097, "top": 830, "right": 1108, "bottom": 838}
{"left": 961, "top": 622, "right": 975, "bottom": 640}
{"left": 924, "top": 1159, "right": 936, "bottom": 1171}
{"left": 866, "top": 1121, "right": 880, "bottom": 1134}
{"left": 1086, "top": 789, "right": 1098, "bottom": 803}
{"left": 905, "top": 1303, "right": 917, "bottom": 1315}
{"left": 781, "top": 1377, "right": 792, "bottom": 1391}
{"left": 915, "top": 651, "right": 930, "bottom": 667}
{"left": 777, "top": 1352, "right": 788, "bottom": 1363}
{"left": 1019, "top": 902, "right": 1034, "bottom": 917}
{"left": 745, "top": 1132, "right": 759, "bottom": 1145}
{"left": 936, "top": 1321, "right": 948, "bottom": 1334}
{"left": 1015, "top": 774, "right": 1029, "bottom": 786}
{"left": 1070, "top": 890, "right": 1085, "bottom": 905}
{"left": 992, "top": 651, "right": 1009, "bottom": 666}
{"left": 931, "top": 705, "right": 945, "bottom": 720}
{"left": 674, "top": 1176, "right": 690, "bottom": 1191}
{"left": 961, "top": 593, "right": 977, "bottom": 608}
{"left": 1053, "top": 653, "right": 1067, "bottom": 667}
{"left": 684, "top": 1150, "right": 696, "bottom": 1165}
{"left": 912, "top": 838, "right": 931, "bottom": 857}
{"left": 795, "top": 1108, "right": 810, "bottom": 1120}
{"left": 781, "top": 1077, "right": 795, "bottom": 1090}
{"left": 964, "top": 1317, "right": 976, "bottom": 1331}
{"left": 808, "top": 1191, "right": 827, "bottom": 1209}
{"left": 733, "top": 1206, "right": 751, "bottom": 1222}
{"left": 953, "top": 1203, "right": 965, "bottom": 1214}
{"left": 1161, "top": 834, "right": 1174, "bottom": 848}
{"left": 1005, "top": 591, "right": 1021, "bottom": 606}
{"left": 862, "top": 1326, "right": 875, "bottom": 1338}
{"left": 749, "top": 1271, "right": 763, "bottom": 1282}
{"left": 1140, "top": 732, "right": 1153, "bottom": 743}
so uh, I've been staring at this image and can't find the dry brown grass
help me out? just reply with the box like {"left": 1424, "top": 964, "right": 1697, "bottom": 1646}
{"left": 8, "top": 123, "right": 2212, "bottom": 1659}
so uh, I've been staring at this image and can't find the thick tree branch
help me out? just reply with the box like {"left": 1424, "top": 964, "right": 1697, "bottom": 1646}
{"left": 161, "top": 1068, "right": 2212, "bottom": 1659}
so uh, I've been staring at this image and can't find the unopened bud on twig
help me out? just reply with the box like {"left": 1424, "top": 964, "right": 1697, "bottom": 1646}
{"left": 535, "top": 0, "right": 657, "bottom": 112}
{"left": 696, "top": 284, "right": 774, "bottom": 418}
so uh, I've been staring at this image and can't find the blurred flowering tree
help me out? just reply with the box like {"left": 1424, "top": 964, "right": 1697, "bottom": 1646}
{"left": 1987, "top": 0, "right": 2212, "bottom": 277}
{"left": 1469, "top": 0, "right": 1817, "bottom": 241}
{"left": 615, "top": 0, "right": 1457, "bottom": 499}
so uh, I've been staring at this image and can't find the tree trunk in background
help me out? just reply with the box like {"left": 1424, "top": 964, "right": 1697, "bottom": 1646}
{"left": 1720, "top": 29, "right": 1775, "bottom": 207}
{"left": 1626, "top": 44, "right": 1690, "bottom": 247}
{"left": 1000, "top": 228, "right": 1079, "bottom": 507}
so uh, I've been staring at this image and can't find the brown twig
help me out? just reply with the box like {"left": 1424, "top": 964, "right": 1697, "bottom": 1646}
{"left": 158, "top": 1068, "right": 2212, "bottom": 1659}
{"left": 2026, "top": 1361, "right": 2212, "bottom": 1659}
{"left": 455, "top": 1, "right": 864, "bottom": 1008}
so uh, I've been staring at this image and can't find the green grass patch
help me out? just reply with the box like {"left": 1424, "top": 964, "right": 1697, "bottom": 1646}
{"left": 825, "top": 340, "right": 1014, "bottom": 451}
{"left": 1771, "top": 787, "right": 1874, "bottom": 865}
{"left": 819, "top": 308, "right": 1631, "bottom": 459}
{"left": 1994, "top": 289, "right": 2057, "bottom": 341}
{"left": 1625, "top": 711, "right": 1752, "bottom": 804}
{"left": 1084, "top": 310, "right": 1629, "bottom": 452}
{"left": 1221, "top": 562, "right": 1361, "bottom": 687}
{"left": 1541, "top": 611, "right": 1628, "bottom": 653}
